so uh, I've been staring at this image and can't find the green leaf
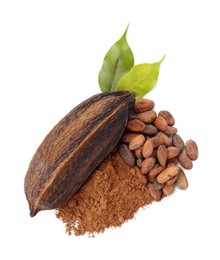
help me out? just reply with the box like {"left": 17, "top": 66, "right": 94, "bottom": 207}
{"left": 116, "top": 56, "right": 165, "bottom": 99}
{"left": 98, "top": 25, "right": 134, "bottom": 92}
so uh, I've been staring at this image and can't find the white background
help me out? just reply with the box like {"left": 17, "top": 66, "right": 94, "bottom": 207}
{"left": 0, "top": 0, "right": 219, "bottom": 259}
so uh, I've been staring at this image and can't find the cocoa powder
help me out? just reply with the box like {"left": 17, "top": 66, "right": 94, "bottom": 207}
{"left": 56, "top": 151, "right": 153, "bottom": 236}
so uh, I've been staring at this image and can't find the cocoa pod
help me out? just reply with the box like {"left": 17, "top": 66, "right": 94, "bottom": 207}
{"left": 158, "top": 110, "right": 175, "bottom": 126}
{"left": 24, "top": 92, "right": 134, "bottom": 217}
{"left": 185, "top": 140, "right": 198, "bottom": 160}
{"left": 157, "top": 166, "right": 180, "bottom": 184}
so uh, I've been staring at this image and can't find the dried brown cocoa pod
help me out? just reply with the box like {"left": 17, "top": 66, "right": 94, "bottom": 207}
{"left": 134, "top": 98, "right": 155, "bottom": 113}
{"left": 158, "top": 110, "right": 175, "bottom": 126}
{"left": 172, "top": 134, "right": 185, "bottom": 151}
{"left": 148, "top": 183, "right": 162, "bottom": 201}
{"left": 136, "top": 110, "right": 157, "bottom": 123}
{"left": 24, "top": 92, "right": 134, "bottom": 217}
{"left": 185, "top": 140, "right": 198, "bottom": 160}
{"left": 178, "top": 152, "right": 193, "bottom": 169}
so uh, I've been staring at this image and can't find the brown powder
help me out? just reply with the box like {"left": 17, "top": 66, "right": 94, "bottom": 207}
{"left": 56, "top": 151, "right": 153, "bottom": 236}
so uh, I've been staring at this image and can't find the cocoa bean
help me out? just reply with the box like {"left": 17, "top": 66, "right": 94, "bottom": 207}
{"left": 157, "top": 166, "right": 180, "bottom": 184}
{"left": 148, "top": 183, "right": 162, "bottom": 201}
{"left": 157, "top": 145, "right": 167, "bottom": 166}
{"left": 141, "top": 157, "right": 156, "bottom": 174}
{"left": 119, "top": 144, "right": 135, "bottom": 167}
{"left": 134, "top": 98, "right": 155, "bottom": 113}
{"left": 154, "top": 116, "right": 168, "bottom": 132}
{"left": 137, "top": 110, "right": 157, "bottom": 123}
{"left": 154, "top": 181, "right": 164, "bottom": 190}
{"left": 176, "top": 170, "right": 188, "bottom": 190}
{"left": 142, "top": 139, "right": 153, "bottom": 158}
{"left": 178, "top": 152, "right": 193, "bottom": 169}
{"left": 185, "top": 140, "right": 198, "bottom": 160}
{"left": 158, "top": 110, "right": 175, "bottom": 126}
{"left": 129, "top": 134, "right": 145, "bottom": 150}
{"left": 166, "top": 174, "right": 179, "bottom": 185}
{"left": 140, "top": 124, "right": 158, "bottom": 135}
{"left": 167, "top": 146, "right": 180, "bottom": 159}
{"left": 156, "top": 132, "right": 172, "bottom": 147}
{"left": 172, "top": 134, "right": 185, "bottom": 151}
{"left": 24, "top": 91, "right": 134, "bottom": 217}
{"left": 162, "top": 183, "right": 175, "bottom": 196}
{"left": 151, "top": 136, "right": 164, "bottom": 149}
{"left": 148, "top": 164, "right": 166, "bottom": 181}
{"left": 127, "top": 119, "right": 146, "bottom": 132}
{"left": 164, "top": 126, "right": 177, "bottom": 135}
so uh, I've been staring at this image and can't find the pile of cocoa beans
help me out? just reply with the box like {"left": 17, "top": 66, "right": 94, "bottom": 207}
{"left": 118, "top": 98, "right": 198, "bottom": 201}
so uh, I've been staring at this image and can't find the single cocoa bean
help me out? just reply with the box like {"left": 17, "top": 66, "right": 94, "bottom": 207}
{"left": 137, "top": 110, "right": 157, "bottom": 123}
{"left": 129, "top": 134, "right": 145, "bottom": 150}
{"left": 140, "top": 124, "right": 158, "bottom": 135}
{"left": 142, "top": 139, "right": 153, "bottom": 158}
{"left": 176, "top": 170, "right": 188, "bottom": 190}
{"left": 154, "top": 116, "right": 168, "bottom": 132}
{"left": 148, "top": 183, "right": 162, "bottom": 201}
{"left": 167, "top": 146, "right": 180, "bottom": 159}
{"left": 162, "top": 183, "right": 175, "bottom": 196}
{"left": 164, "top": 126, "right": 177, "bottom": 135}
{"left": 157, "top": 166, "right": 180, "bottom": 184}
{"left": 172, "top": 134, "right": 185, "bottom": 151}
{"left": 141, "top": 157, "right": 156, "bottom": 174}
{"left": 127, "top": 119, "right": 146, "bottom": 132}
{"left": 178, "top": 152, "right": 193, "bottom": 169}
{"left": 157, "top": 145, "right": 167, "bottom": 166}
{"left": 158, "top": 110, "right": 175, "bottom": 126}
{"left": 119, "top": 144, "right": 135, "bottom": 167}
{"left": 185, "top": 140, "right": 198, "bottom": 160}
{"left": 156, "top": 132, "right": 172, "bottom": 147}
{"left": 167, "top": 157, "right": 178, "bottom": 165}
{"left": 134, "top": 98, "right": 155, "bottom": 113}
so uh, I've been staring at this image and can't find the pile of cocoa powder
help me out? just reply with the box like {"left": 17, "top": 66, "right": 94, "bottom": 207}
{"left": 56, "top": 98, "right": 198, "bottom": 236}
